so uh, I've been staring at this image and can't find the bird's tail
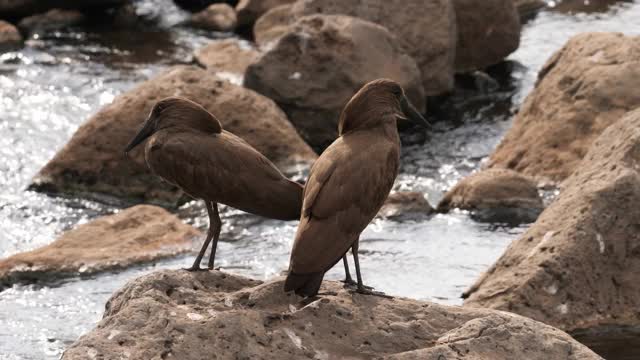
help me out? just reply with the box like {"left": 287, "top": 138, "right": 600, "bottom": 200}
{"left": 284, "top": 271, "right": 324, "bottom": 297}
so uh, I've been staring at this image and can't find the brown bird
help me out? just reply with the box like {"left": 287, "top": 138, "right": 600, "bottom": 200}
{"left": 284, "top": 79, "right": 428, "bottom": 297}
{"left": 123, "top": 97, "right": 304, "bottom": 271}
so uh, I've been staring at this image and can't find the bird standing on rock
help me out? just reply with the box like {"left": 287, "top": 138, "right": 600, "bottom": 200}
{"left": 285, "top": 79, "right": 429, "bottom": 297}
{"left": 124, "top": 97, "right": 303, "bottom": 271}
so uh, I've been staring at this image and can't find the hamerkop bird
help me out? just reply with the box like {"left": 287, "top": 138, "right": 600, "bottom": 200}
{"left": 123, "top": 97, "right": 303, "bottom": 271}
{"left": 285, "top": 79, "right": 429, "bottom": 297}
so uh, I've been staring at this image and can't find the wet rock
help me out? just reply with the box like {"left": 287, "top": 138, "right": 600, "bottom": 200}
{"left": 235, "top": 0, "right": 294, "bottom": 28}
{"left": 452, "top": 0, "right": 521, "bottom": 72}
{"left": 245, "top": 14, "right": 425, "bottom": 151}
{"left": 489, "top": 33, "right": 640, "bottom": 184}
{"left": 464, "top": 108, "right": 640, "bottom": 334}
{"left": 253, "top": 0, "right": 456, "bottom": 96}
{"left": 174, "top": 0, "right": 237, "bottom": 12}
{"left": 189, "top": 3, "right": 237, "bottom": 32}
{"left": 437, "top": 169, "right": 543, "bottom": 224}
{"left": 0, "top": 20, "right": 22, "bottom": 51}
{"left": 378, "top": 191, "right": 434, "bottom": 220}
{"left": 30, "top": 66, "right": 316, "bottom": 206}
{"left": 550, "top": 0, "right": 625, "bottom": 14}
{"left": 194, "top": 38, "right": 259, "bottom": 80}
{"left": 0, "top": 205, "right": 200, "bottom": 290}
{"left": 0, "top": 0, "right": 127, "bottom": 18}
{"left": 512, "top": 0, "right": 546, "bottom": 20}
{"left": 18, "top": 9, "right": 86, "bottom": 34}
{"left": 61, "top": 269, "right": 600, "bottom": 360}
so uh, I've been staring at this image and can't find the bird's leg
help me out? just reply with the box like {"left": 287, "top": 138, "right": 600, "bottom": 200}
{"left": 341, "top": 255, "right": 356, "bottom": 287}
{"left": 351, "top": 241, "right": 390, "bottom": 298}
{"left": 184, "top": 202, "right": 215, "bottom": 272}
{"left": 207, "top": 202, "right": 222, "bottom": 270}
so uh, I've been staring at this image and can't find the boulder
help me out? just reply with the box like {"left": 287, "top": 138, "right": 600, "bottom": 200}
{"left": 0, "top": 205, "right": 200, "bottom": 290}
{"left": 61, "top": 270, "right": 600, "bottom": 360}
{"left": 512, "top": 0, "right": 546, "bottom": 20}
{"left": 452, "top": 0, "right": 521, "bottom": 72}
{"left": 18, "top": 9, "right": 86, "bottom": 34}
{"left": 0, "top": 0, "right": 127, "bottom": 18}
{"left": 245, "top": 14, "right": 426, "bottom": 151}
{"left": 194, "top": 38, "right": 259, "bottom": 81}
{"left": 0, "top": 20, "right": 21, "bottom": 51}
{"left": 235, "top": 0, "right": 294, "bottom": 28}
{"left": 189, "top": 3, "right": 237, "bottom": 32}
{"left": 30, "top": 66, "right": 317, "bottom": 206}
{"left": 378, "top": 191, "right": 434, "bottom": 220}
{"left": 254, "top": 0, "right": 456, "bottom": 96}
{"left": 464, "top": 108, "right": 640, "bottom": 334}
{"left": 488, "top": 33, "right": 640, "bottom": 184}
{"left": 437, "top": 169, "right": 543, "bottom": 224}
{"left": 253, "top": 3, "right": 291, "bottom": 45}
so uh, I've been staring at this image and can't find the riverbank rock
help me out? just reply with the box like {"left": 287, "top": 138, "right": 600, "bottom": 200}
{"left": 0, "top": 20, "right": 22, "bottom": 51}
{"left": 30, "top": 66, "right": 316, "bottom": 206}
{"left": 61, "top": 269, "right": 600, "bottom": 360}
{"left": 464, "top": 108, "right": 640, "bottom": 334}
{"left": 245, "top": 14, "right": 425, "bottom": 151}
{"left": 194, "top": 38, "right": 259, "bottom": 82}
{"left": 489, "top": 33, "right": 640, "bottom": 184}
{"left": 0, "top": 205, "right": 200, "bottom": 290}
{"left": 18, "top": 9, "right": 86, "bottom": 34}
{"left": 235, "top": 0, "right": 294, "bottom": 28}
{"left": 0, "top": 0, "right": 127, "bottom": 19}
{"left": 254, "top": 0, "right": 455, "bottom": 96}
{"left": 437, "top": 169, "right": 543, "bottom": 224}
{"left": 513, "top": 0, "right": 546, "bottom": 20}
{"left": 253, "top": 3, "right": 291, "bottom": 44}
{"left": 453, "top": 0, "right": 521, "bottom": 72}
{"left": 189, "top": 3, "right": 237, "bottom": 32}
{"left": 378, "top": 191, "right": 434, "bottom": 220}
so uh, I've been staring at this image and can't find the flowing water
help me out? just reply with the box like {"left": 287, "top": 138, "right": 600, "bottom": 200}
{"left": 0, "top": 1, "right": 639, "bottom": 359}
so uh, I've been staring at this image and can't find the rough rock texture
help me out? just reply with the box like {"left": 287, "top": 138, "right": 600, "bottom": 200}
{"left": 489, "top": 33, "right": 640, "bottom": 184}
{"left": 18, "top": 8, "right": 86, "bottom": 34}
{"left": 190, "top": 3, "right": 237, "bottom": 32}
{"left": 61, "top": 270, "right": 600, "bottom": 360}
{"left": 378, "top": 191, "right": 434, "bottom": 220}
{"left": 0, "top": 20, "right": 21, "bottom": 51}
{"left": 194, "top": 38, "right": 259, "bottom": 80}
{"left": 437, "top": 169, "right": 543, "bottom": 224}
{"left": 0, "top": 0, "right": 127, "bottom": 18}
{"left": 0, "top": 205, "right": 200, "bottom": 290}
{"left": 452, "top": 0, "right": 521, "bottom": 72}
{"left": 464, "top": 108, "right": 640, "bottom": 333}
{"left": 30, "top": 66, "right": 316, "bottom": 206}
{"left": 245, "top": 14, "right": 426, "bottom": 151}
{"left": 254, "top": 0, "right": 455, "bottom": 96}
{"left": 235, "top": 0, "right": 294, "bottom": 28}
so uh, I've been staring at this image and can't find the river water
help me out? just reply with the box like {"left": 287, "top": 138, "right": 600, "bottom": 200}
{"left": 0, "top": 1, "right": 639, "bottom": 359}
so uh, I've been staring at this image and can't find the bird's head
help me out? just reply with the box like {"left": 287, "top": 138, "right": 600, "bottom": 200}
{"left": 338, "top": 79, "right": 429, "bottom": 135}
{"left": 124, "top": 97, "right": 222, "bottom": 155}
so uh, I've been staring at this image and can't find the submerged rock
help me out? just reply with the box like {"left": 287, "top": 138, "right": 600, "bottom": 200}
{"left": 235, "top": 0, "right": 294, "bottom": 28}
{"left": 464, "top": 108, "right": 640, "bottom": 334}
{"left": 30, "top": 66, "right": 316, "bottom": 206}
{"left": 437, "top": 169, "right": 543, "bottom": 224}
{"left": 0, "top": 20, "right": 22, "bottom": 51}
{"left": 378, "top": 191, "right": 434, "bottom": 220}
{"left": 194, "top": 38, "right": 259, "bottom": 80}
{"left": 452, "top": 0, "right": 521, "bottom": 72}
{"left": 61, "top": 270, "right": 600, "bottom": 359}
{"left": 489, "top": 33, "right": 640, "bottom": 184}
{"left": 245, "top": 14, "right": 425, "bottom": 151}
{"left": 0, "top": 205, "right": 200, "bottom": 290}
{"left": 18, "top": 9, "right": 86, "bottom": 34}
{"left": 189, "top": 3, "right": 237, "bottom": 32}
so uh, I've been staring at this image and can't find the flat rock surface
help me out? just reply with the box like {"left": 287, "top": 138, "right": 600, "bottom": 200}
{"left": 194, "top": 38, "right": 260, "bottom": 79}
{"left": 61, "top": 269, "right": 600, "bottom": 359}
{"left": 0, "top": 205, "right": 201, "bottom": 289}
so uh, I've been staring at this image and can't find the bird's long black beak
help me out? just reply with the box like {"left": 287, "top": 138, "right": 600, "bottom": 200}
{"left": 124, "top": 119, "right": 155, "bottom": 156}
{"left": 400, "top": 95, "right": 430, "bottom": 128}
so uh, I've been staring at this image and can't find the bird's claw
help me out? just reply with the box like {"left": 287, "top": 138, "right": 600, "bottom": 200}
{"left": 207, "top": 266, "right": 221, "bottom": 271}
{"left": 183, "top": 266, "right": 208, "bottom": 272}
{"left": 353, "top": 286, "right": 393, "bottom": 299}
{"left": 342, "top": 279, "right": 373, "bottom": 290}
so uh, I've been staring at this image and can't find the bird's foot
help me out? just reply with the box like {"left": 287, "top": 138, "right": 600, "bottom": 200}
{"left": 342, "top": 278, "right": 373, "bottom": 290}
{"left": 353, "top": 286, "right": 393, "bottom": 299}
{"left": 183, "top": 266, "right": 208, "bottom": 272}
{"left": 207, "top": 266, "right": 221, "bottom": 271}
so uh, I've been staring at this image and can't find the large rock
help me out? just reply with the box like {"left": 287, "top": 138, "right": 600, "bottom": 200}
{"left": 61, "top": 270, "right": 600, "bottom": 359}
{"left": 378, "top": 191, "right": 434, "bottom": 220}
{"left": 464, "top": 108, "right": 640, "bottom": 334}
{"left": 253, "top": 3, "right": 291, "bottom": 45}
{"left": 0, "top": 20, "right": 21, "bottom": 51}
{"left": 194, "top": 38, "right": 259, "bottom": 81}
{"left": 235, "top": 0, "right": 294, "bottom": 28}
{"left": 437, "top": 169, "right": 543, "bottom": 224}
{"left": 0, "top": 0, "right": 127, "bottom": 18}
{"left": 254, "top": 0, "right": 455, "bottom": 96}
{"left": 489, "top": 33, "right": 640, "bottom": 184}
{"left": 452, "top": 0, "right": 521, "bottom": 72}
{"left": 18, "top": 8, "right": 86, "bottom": 34}
{"left": 30, "top": 66, "right": 316, "bottom": 206}
{"left": 245, "top": 14, "right": 426, "bottom": 151}
{"left": 189, "top": 3, "right": 237, "bottom": 32}
{"left": 0, "top": 205, "right": 200, "bottom": 290}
